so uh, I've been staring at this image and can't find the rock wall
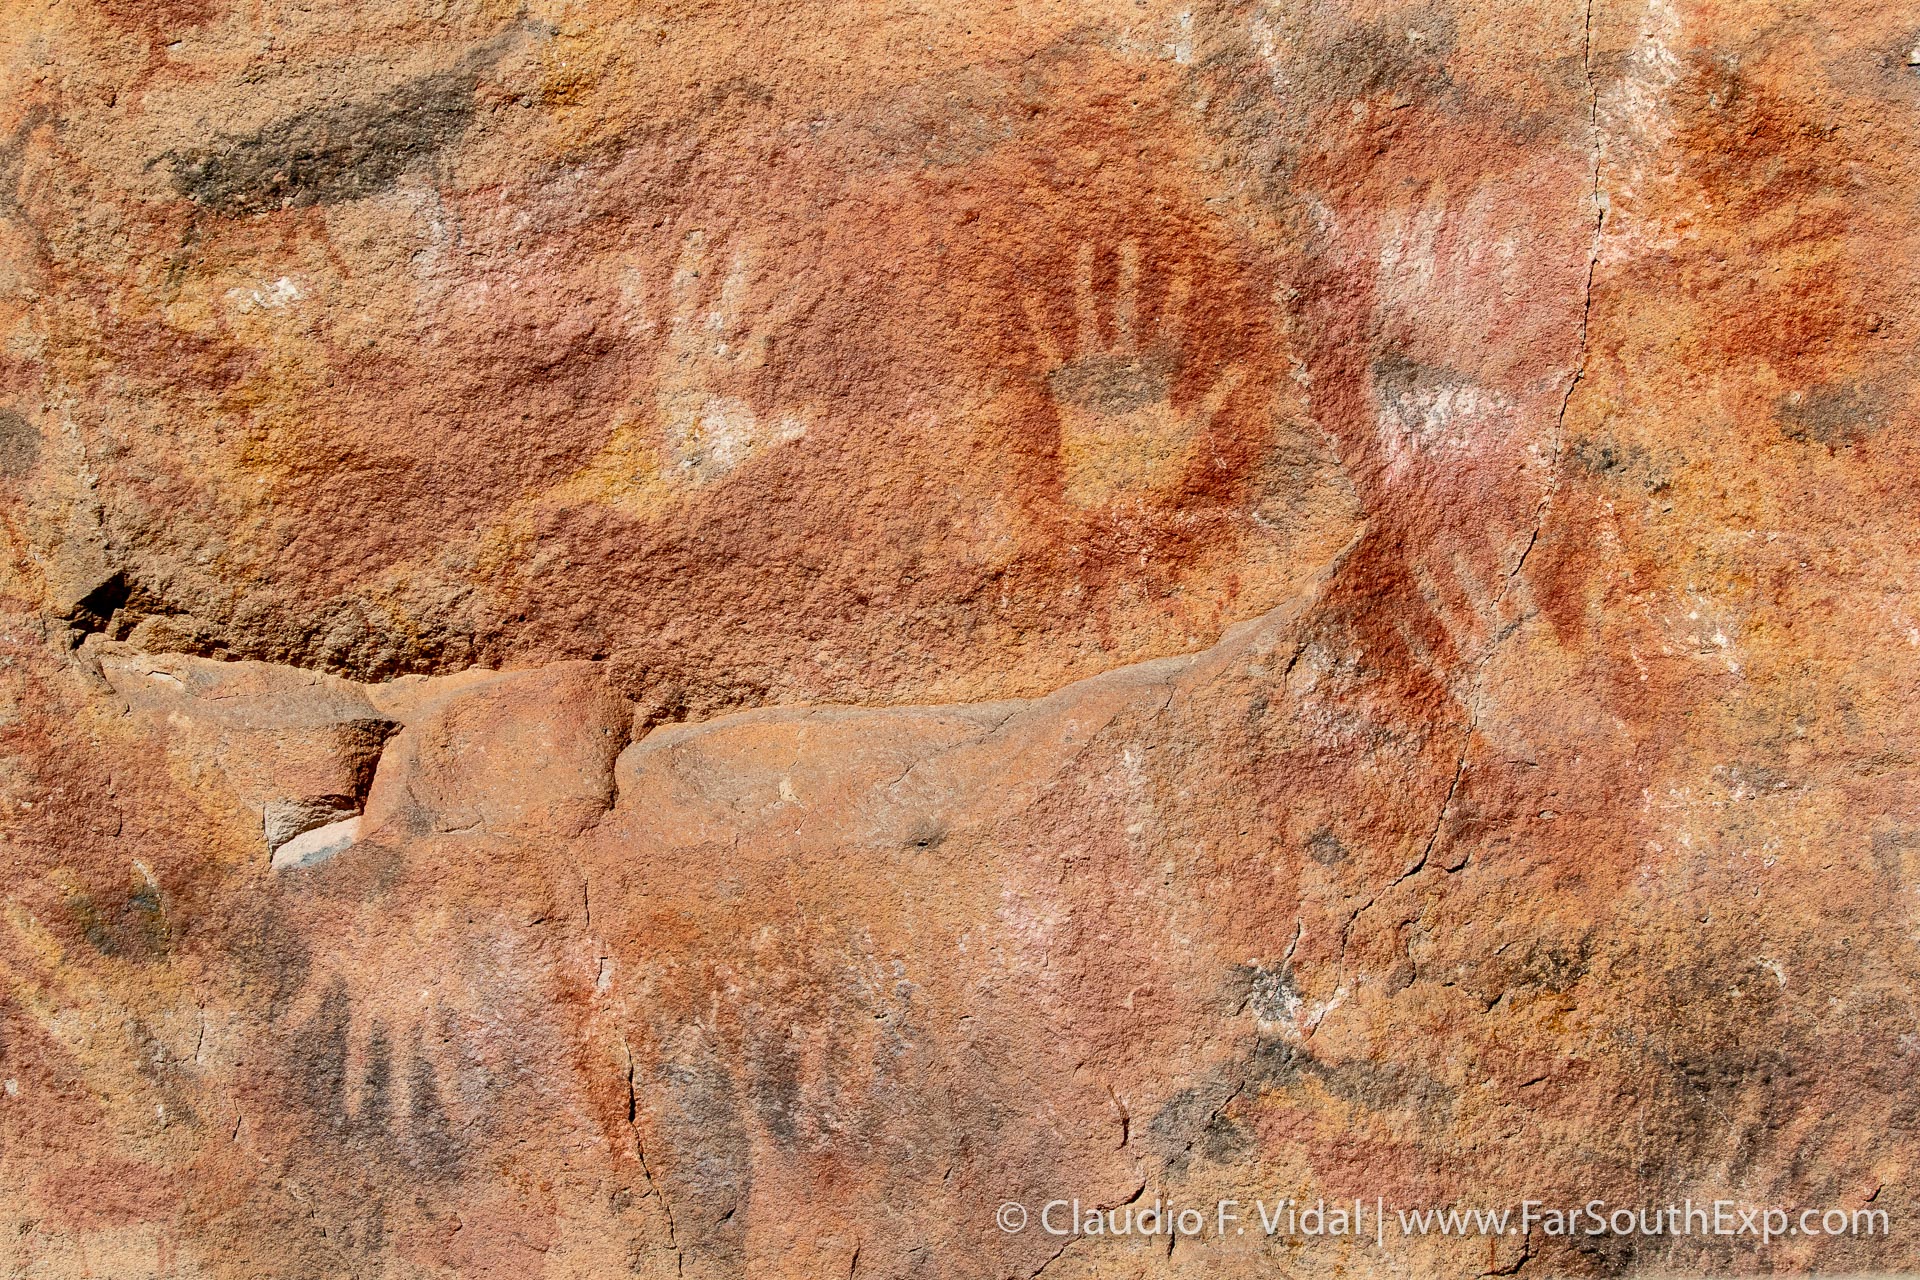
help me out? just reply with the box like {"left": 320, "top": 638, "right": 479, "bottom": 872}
{"left": 2, "top": 0, "right": 1919, "bottom": 1275}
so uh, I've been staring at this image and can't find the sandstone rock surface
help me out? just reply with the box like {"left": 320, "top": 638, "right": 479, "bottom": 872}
{"left": 3, "top": 0, "right": 1920, "bottom": 1275}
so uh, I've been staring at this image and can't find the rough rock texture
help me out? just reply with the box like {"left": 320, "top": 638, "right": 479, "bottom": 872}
{"left": 3, "top": 0, "right": 1919, "bottom": 1275}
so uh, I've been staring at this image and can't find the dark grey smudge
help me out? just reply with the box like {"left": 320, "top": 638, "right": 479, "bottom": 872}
{"left": 162, "top": 71, "right": 479, "bottom": 216}
{"left": 0, "top": 408, "right": 38, "bottom": 477}
{"left": 1777, "top": 381, "right": 1890, "bottom": 447}
{"left": 1047, "top": 349, "right": 1178, "bottom": 414}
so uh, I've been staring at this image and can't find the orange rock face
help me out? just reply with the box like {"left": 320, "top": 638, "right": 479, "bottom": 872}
{"left": 3, "top": 0, "right": 1919, "bottom": 1275}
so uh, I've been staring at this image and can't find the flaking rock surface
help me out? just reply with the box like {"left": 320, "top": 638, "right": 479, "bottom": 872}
{"left": 2, "top": 0, "right": 1919, "bottom": 1275}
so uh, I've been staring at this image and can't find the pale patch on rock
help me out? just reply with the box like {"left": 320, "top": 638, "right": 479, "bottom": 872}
{"left": 224, "top": 276, "right": 304, "bottom": 312}
{"left": 1371, "top": 355, "right": 1517, "bottom": 482}
{"left": 271, "top": 815, "right": 362, "bottom": 870}
{"left": 264, "top": 796, "right": 363, "bottom": 853}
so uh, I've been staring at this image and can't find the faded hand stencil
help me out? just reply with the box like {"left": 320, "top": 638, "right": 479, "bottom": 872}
{"left": 653, "top": 232, "right": 815, "bottom": 487}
